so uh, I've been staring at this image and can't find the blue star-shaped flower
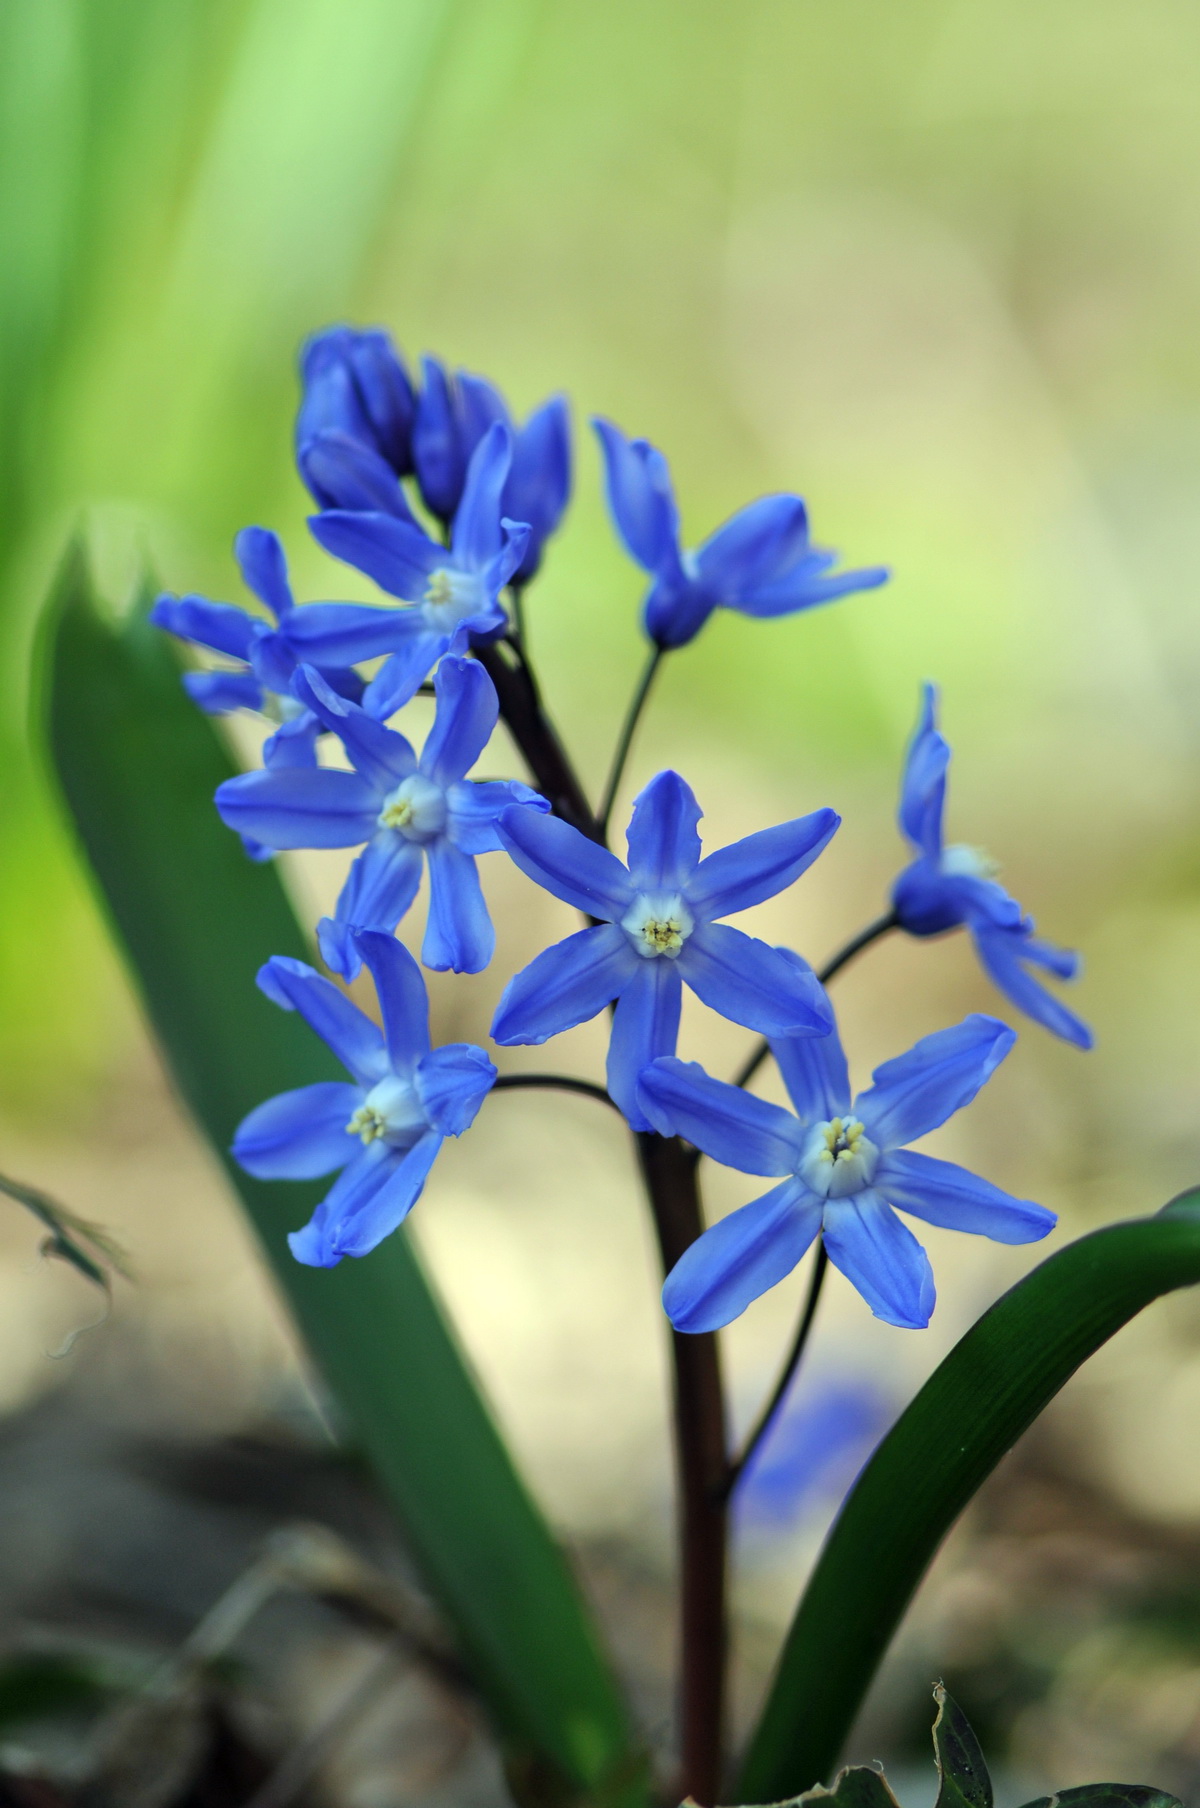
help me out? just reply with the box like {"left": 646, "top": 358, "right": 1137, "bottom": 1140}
{"left": 308, "top": 421, "right": 530, "bottom": 718}
{"left": 891, "top": 684, "right": 1092, "bottom": 1049}
{"left": 214, "top": 656, "right": 548, "bottom": 978}
{"left": 639, "top": 996, "right": 1054, "bottom": 1332}
{"left": 233, "top": 932, "right": 496, "bottom": 1268}
{"left": 592, "top": 417, "right": 890, "bottom": 650}
{"left": 491, "top": 770, "right": 839, "bottom": 1128}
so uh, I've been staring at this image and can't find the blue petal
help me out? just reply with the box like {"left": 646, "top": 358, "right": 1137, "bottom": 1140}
{"left": 362, "top": 631, "right": 455, "bottom": 719}
{"left": 320, "top": 835, "right": 424, "bottom": 979}
{"left": 420, "top": 656, "right": 498, "bottom": 787}
{"left": 491, "top": 922, "right": 637, "bottom": 1045}
{"left": 413, "top": 354, "right": 467, "bottom": 521}
{"left": 292, "top": 665, "right": 415, "bottom": 792}
{"left": 247, "top": 627, "right": 296, "bottom": 695}
{"left": 641, "top": 573, "right": 716, "bottom": 650}
{"left": 735, "top": 558, "right": 890, "bottom": 619}
{"left": 483, "top": 519, "right": 531, "bottom": 599}
{"left": 215, "top": 766, "right": 379, "bottom": 850}
{"left": 662, "top": 1178, "right": 823, "bottom": 1333}
{"left": 446, "top": 778, "right": 549, "bottom": 855}
{"left": 235, "top": 527, "right": 294, "bottom": 619}
{"left": 769, "top": 964, "right": 852, "bottom": 1121}
{"left": 822, "top": 1191, "right": 936, "bottom": 1329}
{"left": 898, "top": 682, "right": 949, "bottom": 857}
{"left": 498, "top": 807, "right": 634, "bottom": 919}
{"left": 458, "top": 369, "right": 511, "bottom": 454}
{"left": 971, "top": 924, "right": 1093, "bottom": 1049}
{"left": 347, "top": 328, "right": 416, "bottom": 471}
{"left": 289, "top": 1134, "right": 441, "bottom": 1266}
{"left": 506, "top": 394, "right": 571, "bottom": 580}
{"left": 256, "top": 954, "right": 387, "bottom": 1086}
{"left": 352, "top": 929, "right": 433, "bottom": 1070}
{"left": 297, "top": 328, "right": 375, "bottom": 461}
{"left": 232, "top": 1081, "right": 361, "bottom": 1179}
{"left": 182, "top": 669, "right": 262, "bottom": 714}
{"left": 262, "top": 711, "right": 321, "bottom": 769}
{"left": 876, "top": 1149, "right": 1056, "bottom": 1244}
{"left": 309, "top": 509, "right": 440, "bottom": 600}
{"left": 592, "top": 417, "right": 684, "bottom": 578}
{"left": 687, "top": 808, "right": 840, "bottom": 920}
{"left": 681, "top": 922, "right": 834, "bottom": 1036}
{"left": 854, "top": 1014, "right": 1016, "bottom": 1151}
{"left": 150, "top": 594, "right": 257, "bottom": 661}
{"left": 637, "top": 1057, "right": 804, "bottom": 1175}
{"left": 423, "top": 841, "right": 495, "bottom": 973}
{"left": 625, "top": 770, "right": 703, "bottom": 891}
{"left": 298, "top": 430, "right": 417, "bottom": 518}
{"left": 416, "top": 1043, "right": 497, "bottom": 1135}
{"left": 606, "top": 957, "right": 682, "bottom": 1128}
{"left": 693, "top": 494, "right": 811, "bottom": 595}
{"left": 450, "top": 421, "right": 514, "bottom": 571}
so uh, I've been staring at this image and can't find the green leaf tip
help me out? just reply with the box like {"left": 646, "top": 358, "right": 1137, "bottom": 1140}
{"left": 932, "top": 1684, "right": 992, "bottom": 1808}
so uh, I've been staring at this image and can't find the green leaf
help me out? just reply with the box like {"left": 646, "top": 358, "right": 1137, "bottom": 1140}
{"left": 1018, "top": 1789, "right": 1182, "bottom": 1808}
{"left": 37, "top": 543, "right": 645, "bottom": 1806}
{"left": 932, "top": 1685, "right": 992, "bottom": 1808}
{"left": 738, "top": 1190, "right": 1200, "bottom": 1803}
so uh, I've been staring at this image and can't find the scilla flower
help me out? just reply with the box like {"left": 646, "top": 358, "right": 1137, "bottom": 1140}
{"left": 309, "top": 421, "right": 529, "bottom": 719}
{"left": 639, "top": 997, "right": 1054, "bottom": 1332}
{"left": 233, "top": 932, "right": 495, "bottom": 1268}
{"left": 296, "top": 324, "right": 417, "bottom": 504}
{"left": 214, "top": 656, "right": 547, "bottom": 978}
{"left": 892, "top": 684, "right": 1092, "bottom": 1049}
{"left": 491, "top": 771, "right": 838, "bottom": 1128}
{"left": 593, "top": 417, "right": 889, "bottom": 650}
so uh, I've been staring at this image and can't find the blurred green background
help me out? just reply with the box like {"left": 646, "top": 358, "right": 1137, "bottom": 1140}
{"left": 7, "top": 0, "right": 1200, "bottom": 1796}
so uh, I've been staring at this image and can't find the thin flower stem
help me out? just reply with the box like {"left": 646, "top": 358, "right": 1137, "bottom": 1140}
{"left": 720, "top": 1246, "right": 828, "bottom": 1502}
{"left": 474, "top": 640, "right": 599, "bottom": 838}
{"left": 491, "top": 1072, "right": 622, "bottom": 1114}
{"left": 733, "top": 907, "right": 901, "bottom": 1090}
{"left": 598, "top": 646, "right": 664, "bottom": 838}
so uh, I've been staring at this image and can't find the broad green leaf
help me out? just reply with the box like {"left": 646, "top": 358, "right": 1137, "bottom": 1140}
{"left": 38, "top": 544, "right": 645, "bottom": 1807}
{"left": 1019, "top": 1789, "right": 1181, "bottom": 1808}
{"left": 932, "top": 1685, "right": 991, "bottom": 1808}
{"left": 738, "top": 1191, "right": 1200, "bottom": 1803}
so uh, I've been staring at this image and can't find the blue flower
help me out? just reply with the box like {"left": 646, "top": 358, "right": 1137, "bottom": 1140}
{"left": 592, "top": 417, "right": 889, "bottom": 649}
{"left": 411, "top": 358, "right": 571, "bottom": 579}
{"left": 735, "top": 1373, "right": 893, "bottom": 1533}
{"left": 296, "top": 325, "right": 417, "bottom": 511}
{"left": 233, "top": 932, "right": 495, "bottom": 1268}
{"left": 491, "top": 770, "right": 839, "bottom": 1128}
{"left": 639, "top": 1000, "right": 1055, "bottom": 1332}
{"left": 214, "top": 656, "right": 548, "bottom": 977}
{"left": 308, "top": 421, "right": 530, "bottom": 718}
{"left": 891, "top": 684, "right": 1092, "bottom": 1049}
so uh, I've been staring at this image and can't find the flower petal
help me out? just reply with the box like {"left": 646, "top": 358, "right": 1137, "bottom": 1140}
{"left": 876, "top": 1148, "right": 1056, "bottom": 1244}
{"left": 898, "top": 682, "right": 949, "bottom": 857}
{"left": 854, "top": 1014, "right": 1016, "bottom": 1150}
{"left": 769, "top": 967, "right": 852, "bottom": 1121}
{"left": 693, "top": 494, "right": 811, "bottom": 595}
{"left": 971, "top": 925, "right": 1093, "bottom": 1049}
{"left": 362, "top": 631, "right": 454, "bottom": 719}
{"left": 235, "top": 527, "right": 294, "bottom": 618}
{"left": 687, "top": 808, "right": 839, "bottom": 919}
{"left": 289, "top": 1132, "right": 442, "bottom": 1266}
{"left": 822, "top": 1191, "right": 936, "bottom": 1329}
{"left": 506, "top": 394, "right": 571, "bottom": 580}
{"left": 491, "top": 922, "right": 636, "bottom": 1045}
{"left": 624, "top": 770, "right": 703, "bottom": 891}
{"left": 319, "top": 835, "right": 424, "bottom": 979}
{"left": 416, "top": 1043, "right": 497, "bottom": 1135}
{"left": 423, "top": 841, "right": 495, "bottom": 974}
{"left": 662, "top": 1179, "right": 822, "bottom": 1333}
{"left": 309, "top": 509, "right": 439, "bottom": 600}
{"left": 150, "top": 594, "right": 257, "bottom": 661}
{"left": 592, "top": 416, "right": 684, "bottom": 578}
{"left": 182, "top": 669, "right": 262, "bottom": 714}
{"left": 215, "top": 766, "right": 379, "bottom": 850}
{"left": 681, "top": 922, "right": 834, "bottom": 1037}
{"left": 637, "top": 1057, "right": 803, "bottom": 1175}
{"left": 451, "top": 421, "right": 513, "bottom": 570}
{"left": 498, "top": 807, "right": 633, "bottom": 919}
{"left": 446, "top": 779, "right": 548, "bottom": 855}
{"left": 291, "top": 665, "right": 414, "bottom": 792}
{"left": 232, "top": 1081, "right": 361, "bottom": 1179}
{"left": 606, "top": 958, "right": 683, "bottom": 1128}
{"left": 282, "top": 599, "right": 420, "bottom": 667}
{"left": 420, "top": 656, "right": 499, "bottom": 787}
{"left": 413, "top": 354, "right": 467, "bottom": 521}
{"left": 298, "top": 429, "right": 417, "bottom": 518}
{"left": 735, "top": 558, "right": 890, "bottom": 619}
{"left": 262, "top": 711, "right": 321, "bottom": 769}
{"left": 256, "top": 955, "right": 387, "bottom": 1085}
{"left": 352, "top": 929, "right": 433, "bottom": 1070}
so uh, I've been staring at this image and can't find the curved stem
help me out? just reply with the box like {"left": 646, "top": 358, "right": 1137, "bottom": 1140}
{"left": 721, "top": 1246, "right": 828, "bottom": 1501}
{"left": 491, "top": 1072, "right": 622, "bottom": 1114}
{"left": 734, "top": 907, "right": 901, "bottom": 1090}
{"left": 598, "top": 646, "right": 663, "bottom": 837}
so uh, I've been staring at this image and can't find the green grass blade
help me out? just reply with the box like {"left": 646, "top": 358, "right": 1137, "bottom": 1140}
{"left": 39, "top": 543, "right": 644, "bottom": 1805}
{"left": 738, "top": 1190, "right": 1200, "bottom": 1803}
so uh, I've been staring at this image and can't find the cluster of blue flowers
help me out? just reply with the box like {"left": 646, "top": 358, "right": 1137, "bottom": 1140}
{"left": 155, "top": 324, "right": 1090, "bottom": 1328}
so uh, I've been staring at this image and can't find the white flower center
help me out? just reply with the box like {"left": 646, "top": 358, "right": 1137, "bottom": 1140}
{"left": 423, "top": 566, "right": 486, "bottom": 629}
{"left": 941, "top": 842, "right": 999, "bottom": 881}
{"left": 346, "top": 1074, "right": 428, "bottom": 1146}
{"left": 620, "top": 891, "right": 694, "bottom": 959}
{"left": 377, "top": 773, "right": 447, "bottom": 841}
{"left": 798, "top": 1116, "right": 879, "bottom": 1199}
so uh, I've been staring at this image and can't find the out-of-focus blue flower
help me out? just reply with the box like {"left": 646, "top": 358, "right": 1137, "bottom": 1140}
{"left": 491, "top": 771, "right": 839, "bottom": 1128}
{"left": 150, "top": 526, "right": 410, "bottom": 786}
{"left": 891, "top": 684, "right": 1092, "bottom": 1049}
{"left": 233, "top": 932, "right": 495, "bottom": 1268}
{"left": 296, "top": 325, "right": 417, "bottom": 512}
{"left": 309, "top": 422, "right": 530, "bottom": 718}
{"left": 639, "top": 999, "right": 1054, "bottom": 1331}
{"left": 735, "top": 1374, "right": 894, "bottom": 1533}
{"left": 214, "top": 656, "right": 547, "bottom": 977}
{"left": 592, "top": 417, "right": 889, "bottom": 650}
{"left": 410, "top": 358, "right": 571, "bottom": 579}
